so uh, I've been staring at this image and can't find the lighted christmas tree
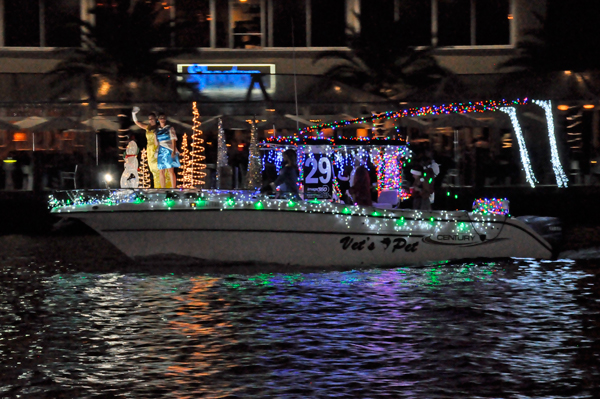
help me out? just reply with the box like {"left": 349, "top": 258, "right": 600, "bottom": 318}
{"left": 216, "top": 117, "right": 228, "bottom": 189}
{"left": 139, "top": 148, "right": 151, "bottom": 188}
{"left": 189, "top": 102, "right": 207, "bottom": 187}
{"left": 370, "top": 147, "right": 402, "bottom": 194}
{"left": 177, "top": 133, "right": 193, "bottom": 188}
{"left": 245, "top": 118, "right": 262, "bottom": 189}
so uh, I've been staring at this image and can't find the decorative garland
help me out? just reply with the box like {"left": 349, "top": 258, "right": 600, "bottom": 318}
{"left": 138, "top": 149, "right": 151, "bottom": 189}
{"left": 245, "top": 118, "right": 262, "bottom": 189}
{"left": 49, "top": 189, "right": 505, "bottom": 236}
{"left": 216, "top": 118, "right": 228, "bottom": 189}
{"left": 472, "top": 198, "right": 510, "bottom": 216}
{"left": 533, "top": 99, "right": 569, "bottom": 188}
{"left": 189, "top": 102, "right": 207, "bottom": 187}
{"left": 298, "top": 98, "right": 529, "bottom": 135}
{"left": 499, "top": 107, "right": 537, "bottom": 188}
{"left": 178, "top": 133, "right": 192, "bottom": 188}
{"left": 261, "top": 136, "right": 406, "bottom": 147}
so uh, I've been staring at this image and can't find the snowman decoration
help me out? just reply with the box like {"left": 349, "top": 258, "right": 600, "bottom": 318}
{"left": 120, "top": 137, "right": 140, "bottom": 188}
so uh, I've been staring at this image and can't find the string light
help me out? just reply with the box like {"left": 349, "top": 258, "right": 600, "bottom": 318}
{"left": 299, "top": 98, "right": 529, "bottom": 135}
{"left": 533, "top": 99, "right": 569, "bottom": 188}
{"left": 263, "top": 136, "right": 406, "bottom": 146}
{"left": 472, "top": 198, "right": 510, "bottom": 215}
{"left": 245, "top": 118, "right": 262, "bottom": 189}
{"left": 49, "top": 189, "right": 506, "bottom": 241}
{"left": 177, "top": 133, "right": 193, "bottom": 188}
{"left": 216, "top": 118, "right": 228, "bottom": 189}
{"left": 189, "top": 102, "right": 207, "bottom": 187}
{"left": 138, "top": 148, "right": 151, "bottom": 188}
{"left": 370, "top": 146, "right": 404, "bottom": 194}
{"left": 499, "top": 107, "right": 537, "bottom": 188}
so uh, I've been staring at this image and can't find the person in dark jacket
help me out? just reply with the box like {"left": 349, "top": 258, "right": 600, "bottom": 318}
{"left": 270, "top": 149, "right": 300, "bottom": 199}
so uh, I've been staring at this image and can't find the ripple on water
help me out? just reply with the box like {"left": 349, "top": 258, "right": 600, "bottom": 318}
{"left": 0, "top": 257, "right": 599, "bottom": 398}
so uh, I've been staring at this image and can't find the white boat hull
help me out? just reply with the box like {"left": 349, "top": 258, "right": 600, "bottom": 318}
{"left": 54, "top": 196, "right": 554, "bottom": 266}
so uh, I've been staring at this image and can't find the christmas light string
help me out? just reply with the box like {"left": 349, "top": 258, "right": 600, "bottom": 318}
{"left": 139, "top": 149, "right": 151, "bottom": 188}
{"left": 216, "top": 118, "right": 228, "bottom": 189}
{"left": 472, "top": 198, "right": 510, "bottom": 215}
{"left": 49, "top": 189, "right": 505, "bottom": 239}
{"left": 533, "top": 99, "right": 569, "bottom": 188}
{"left": 178, "top": 133, "right": 192, "bottom": 188}
{"left": 246, "top": 118, "right": 262, "bottom": 189}
{"left": 499, "top": 107, "right": 537, "bottom": 188}
{"left": 298, "top": 98, "right": 529, "bottom": 135}
{"left": 189, "top": 102, "right": 207, "bottom": 187}
{"left": 370, "top": 147, "right": 404, "bottom": 194}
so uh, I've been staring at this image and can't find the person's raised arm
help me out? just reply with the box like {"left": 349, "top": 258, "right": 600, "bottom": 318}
{"left": 132, "top": 106, "right": 148, "bottom": 130}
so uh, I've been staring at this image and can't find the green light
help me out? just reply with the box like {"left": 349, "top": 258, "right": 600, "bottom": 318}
{"left": 165, "top": 199, "right": 175, "bottom": 208}
{"left": 430, "top": 217, "right": 435, "bottom": 222}
{"left": 454, "top": 195, "right": 458, "bottom": 199}
{"left": 226, "top": 198, "right": 235, "bottom": 207}
{"left": 342, "top": 207, "right": 352, "bottom": 214}
{"left": 429, "top": 178, "right": 433, "bottom": 184}
{"left": 196, "top": 199, "right": 206, "bottom": 207}
{"left": 254, "top": 201, "right": 264, "bottom": 210}
{"left": 310, "top": 198, "right": 320, "bottom": 204}
{"left": 287, "top": 200, "right": 296, "bottom": 207}
{"left": 447, "top": 191, "right": 450, "bottom": 196}
{"left": 372, "top": 211, "right": 381, "bottom": 217}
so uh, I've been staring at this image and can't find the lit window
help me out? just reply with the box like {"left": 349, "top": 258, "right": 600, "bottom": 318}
{"left": 231, "top": 0, "right": 263, "bottom": 48}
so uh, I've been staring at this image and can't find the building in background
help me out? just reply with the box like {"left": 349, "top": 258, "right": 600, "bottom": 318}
{"left": 0, "top": 0, "right": 599, "bottom": 189}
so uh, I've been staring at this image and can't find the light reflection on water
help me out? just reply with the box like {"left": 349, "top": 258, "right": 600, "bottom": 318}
{"left": 1, "top": 258, "right": 599, "bottom": 398}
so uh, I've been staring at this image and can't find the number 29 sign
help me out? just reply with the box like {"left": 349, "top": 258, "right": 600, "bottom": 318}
{"left": 303, "top": 154, "right": 333, "bottom": 199}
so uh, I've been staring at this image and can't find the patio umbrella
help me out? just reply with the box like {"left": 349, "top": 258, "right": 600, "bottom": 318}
{"left": 82, "top": 117, "right": 121, "bottom": 166}
{"left": 20, "top": 116, "right": 92, "bottom": 133}
{"left": 199, "top": 115, "right": 250, "bottom": 131}
{"left": 427, "top": 113, "right": 489, "bottom": 128}
{"left": 15, "top": 116, "right": 48, "bottom": 130}
{"left": 397, "top": 116, "right": 430, "bottom": 129}
{"left": 83, "top": 116, "right": 120, "bottom": 131}
{"left": 0, "top": 119, "right": 19, "bottom": 131}
{"left": 254, "top": 115, "right": 311, "bottom": 132}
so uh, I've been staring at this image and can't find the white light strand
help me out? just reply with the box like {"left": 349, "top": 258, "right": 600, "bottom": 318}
{"left": 216, "top": 118, "right": 228, "bottom": 189}
{"left": 245, "top": 119, "right": 262, "bottom": 189}
{"left": 49, "top": 190, "right": 501, "bottom": 238}
{"left": 533, "top": 99, "right": 569, "bottom": 188}
{"left": 500, "top": 107, "right": 537, "bottom": 188}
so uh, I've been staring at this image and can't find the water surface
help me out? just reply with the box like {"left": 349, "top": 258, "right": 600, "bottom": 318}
{"left": 1, "top": 241, "right": 600, "bottom": 398}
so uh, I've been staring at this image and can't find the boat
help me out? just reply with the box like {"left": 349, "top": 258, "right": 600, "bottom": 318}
{"left": 49, "top": 189, "right": 559, "bottom": 266}
{"left": 48, "top": 98, "right": 567, "bottom": 266}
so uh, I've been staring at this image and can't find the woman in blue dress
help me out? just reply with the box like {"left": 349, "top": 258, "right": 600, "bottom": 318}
{"left": 155, "top": 113, "right": 180, "bottom": 188}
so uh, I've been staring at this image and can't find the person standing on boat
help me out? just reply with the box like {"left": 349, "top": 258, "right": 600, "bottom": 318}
{"left": 347, "top": 165, "right": 373, "bottom": 207}
{"left": 411, "top": 164, "right": 435, "bottom": 210}
{"left": 270, "top": 149, "right": 300, "bottom": 199}
{"left": 131, "top": 107, "right": 173, "bottom": 188}
{"left": 155, "top": 113, "right": 181, "bottom": 188}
